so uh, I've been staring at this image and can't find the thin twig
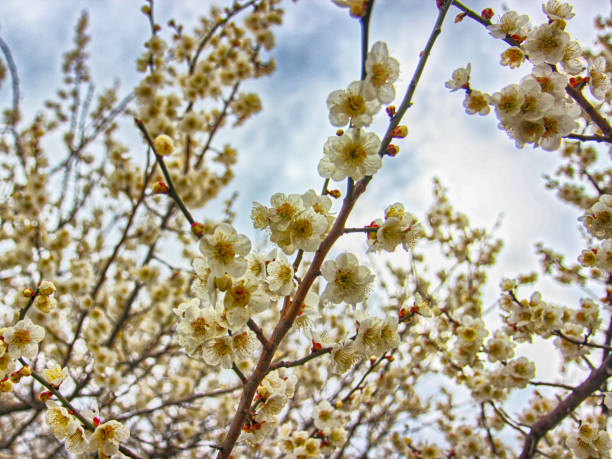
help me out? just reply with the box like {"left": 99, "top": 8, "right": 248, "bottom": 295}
{"left": 134, "top": 118, "right": 195, "bottom": 225}
{"left": 566, "top": 133, "right": 611, "bottom": 143}
{"left": 553, "top": 329, "right": 612, "bottom": 352}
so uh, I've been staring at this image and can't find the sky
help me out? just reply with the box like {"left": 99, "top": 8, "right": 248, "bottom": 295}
{"left": 0, "top": 0, "right": 610, "bottom": 378}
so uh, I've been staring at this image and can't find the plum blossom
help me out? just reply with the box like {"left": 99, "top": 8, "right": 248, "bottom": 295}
{"left": 588, "top": 56, "right": 611, "bottom": 101}
{"left": 175, "top": 298, "right": 227, "bottom": 355}
{"left": 318, "top": 128, "right": 382, "bottom": 182}
{"left": 89, "top": 420, "right": 130, "bottom": 456}
{"left": 542, "top": 0, "right": 575, "bottom": 21}
{"left": 579, "top": 194, "right": 612, "bottom": 240}
{"left": 487, "top": 11, "right": 530, "bottom": 40}
{"left": 445, "top": 63, "right": 471, "bottom": 91}
{"left": 321, "top": 252, "right": 374, "bottom": 305}
{"left": 199, "top": 223, "right": 251, "bottom": 277}
{"left": 266, "top": 253, "right": 295, "bottom": 296}
{"left": 368, "top": 202, "right": 423, "bottom": 253}
{"left": 3, "top": 318, "right": 45, "bottom": 359}
{"left": 522, "top": 22, "right": 570, "bottom": 65}
{"left": 463, "top": 90, "right": 490, "bottom": 116}
{"left": 327, "top": 80, "right": 380, "bottom": 128}
{"left": 45, "top": 401, "right": 80, "bottom": 441}
{"left": 364, "top": 41, "right": 400, "bottom": 104}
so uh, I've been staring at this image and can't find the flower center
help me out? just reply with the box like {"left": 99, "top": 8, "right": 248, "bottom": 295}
{"left": 335, "top": 269, "right": 355, "bottom": 291}
{"left": 229, "top": 284, "right": 250, "bottom": 307}
{"left": 12, "top": 329, "right": 32, "bottom": 346}
{"left": 370, "top": 63, "right": 390, "bottom": 87}
{"left": 191, "top": 317, "right": 210, "bottom": 336}
{"left": 214, "top": 239, "right": 235, "bottom": 263}
{"left": 343, "top": 143, "right": 366, "bottom": 165}
{"left": 98, "top": 425, "right": 115, "bottom": 441}
{"left": 213, "top": 339, "right": 232, "bottom": 356}
{"left": 292, "top": 219, "right": 313, "bottom": 238}
{"left": 342, "top": 94, "right": 365, "bottom": 117}
{"left": 276, "top": 202, "right": 295, "bottom": 220}
{"left": 278, "top": 265, "right": 293, "bottom": 282}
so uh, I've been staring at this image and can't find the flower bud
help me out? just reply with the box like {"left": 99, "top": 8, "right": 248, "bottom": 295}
{"left": 481, "top": 8, "right": 494, "bottom": 20}
{"left": 34, "top": 295, "right": 54, "bottom": 313}
{"left": 152, "top": 181, "right": 169, "bottom": 194}
{"left": 214, "top": 275, "right": 232, "bottom": 292}
{"left": 153, "top": 134, "right": 174, "bottom": 156}
{"left": 569, "top": 76, "right": 589, "bottom": 89}
{"left": 385, "top": 144, "right": 399, "bottom": 156}
{"left": 0, "top": 379, "right": 13, "bottom": 392}
{"left": 391, "top": 125, "right": 408, "bottom": 138}
{"left": 22, "top": 287, "right": 35, "bottom": 298}
{"left": 20, "top": 366, "right": 32, "bottom": 377}
{"left": 38, "top": 280, "right": 56, "bottom": 296}
{"left": 328, "top": 189, "right": 341, "bottom": 199}
{"left": 191, "top": 222, "right": 205, "bottom": 236}
{"left": 386, "top": 106, "right": 396, "bottom": 117}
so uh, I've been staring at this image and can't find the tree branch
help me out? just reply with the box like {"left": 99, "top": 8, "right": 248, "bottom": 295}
{"left": 518, "top": 354, "right": 612, "bottom": 458}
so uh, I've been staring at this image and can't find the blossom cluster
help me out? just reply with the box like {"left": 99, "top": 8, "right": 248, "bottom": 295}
{"left": 446, "top": 1, "right": 611, "bottom": 151}
{"left": 578, "top": 194, "right": 612, "bottom": 280}
{"left": 45, "top": 401, "right": 130, "bottom": 457}
{"left": 252, "top": 190, "right": 334, "bottom": 255}
{"left": 319, "top": 41, "right": 399, "bottom": 182}
{"left": 366, "top": 202, "right": 424, "bottom": 253}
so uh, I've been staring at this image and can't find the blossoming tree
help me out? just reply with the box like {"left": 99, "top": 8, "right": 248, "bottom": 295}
{"left": 0, "top": 0, "right": 611, "bottom": 458}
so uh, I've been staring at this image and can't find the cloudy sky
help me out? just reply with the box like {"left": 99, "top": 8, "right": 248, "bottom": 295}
{"left": 1, "top": 0, "right": 609, "bottom": 376}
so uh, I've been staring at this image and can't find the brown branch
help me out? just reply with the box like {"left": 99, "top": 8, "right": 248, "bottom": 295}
{"left": 216, "top": 175, "right": 365, "bottom": 458}
{"left": 113, "top": 385, "right": 241, "bottom": 422}
{"left": 359, "top": 0, "right": 375, "bottom": 81}
{"left": 21, "top": 357, "right": 94, "bottom": 429}
{"left": 488, "top": 401, "right": 527, "bottom": 436}
{"left": 553, "top": 329, "right": 612, "bottom": 352}
{"left": 188, "top": 0, "right": 259, "bottom": 74}
{"left": 342, "top": 353, "right": 388, "bottom": 403}
{"left": 215, "top": 5, "right": 455, "bottom": 457}
{"left": 565, "top": 84, "right": 612, "bottom": 139}
{"left": 481, "top": 402, "right": 498, "bottom": 456}
{"left": 375, "top": 0, "right": 454, "bottom": 160}
{"left": 247, "top": 318, "right": 270, "bottom": 349}
{"left": 134, "top": 118, "right": 195, "bottom": 226}
{"left": 195, "top": 80, "right": 241, "bottom": 168}
{"left": 232, "top": 363, "right": 248, "bottom": 384}
{"left": 0, "top": 35, "right": 25, "bottom": 168}
{"left": 451, "top": 0, "right": 521, "bottom": 47}
{"left": 344, "top": 226, "right": 378, "bottom": 234}
{"left": 518, "top": 354, "right": 612, "bottom": 458}
{"left": 269, "top": 347, "right": 332, "bottom": 372}
{"left": 529, "top": 380, "right": 575, "bottom": 391}
{"left": 333, "top": 410, "right": 365, "bottom": 459}
{"left": 18, "top": 289, "right": 38, "bottom": 321}
{"left": 566, "top": 133, "right": 612, "bottom": 143}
